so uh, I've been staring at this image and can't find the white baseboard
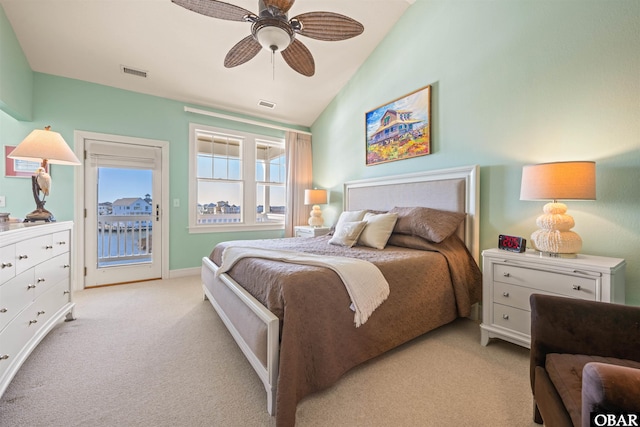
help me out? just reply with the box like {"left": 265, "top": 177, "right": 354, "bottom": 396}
{"left": 169, "top": 267, "right": 200, "bottom": 278}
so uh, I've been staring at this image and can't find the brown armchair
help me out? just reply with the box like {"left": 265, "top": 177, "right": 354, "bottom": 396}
{"left": 529, "top": 294, "right": 640, "bottom": 427}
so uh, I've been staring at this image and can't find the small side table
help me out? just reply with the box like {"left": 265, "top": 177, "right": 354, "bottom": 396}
{"left": 480, "top": 248, "right": 626, "bottom": 348}
{"left": 294, "top": 226, "right": 331, "bottom": 238}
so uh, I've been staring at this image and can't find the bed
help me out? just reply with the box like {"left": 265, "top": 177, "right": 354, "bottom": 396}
{"left": 201, "top": 165, "right": 481, "bottom": 426}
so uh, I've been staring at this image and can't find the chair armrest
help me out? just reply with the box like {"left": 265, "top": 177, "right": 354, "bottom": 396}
{"left": 582, "top": 362, "right": 640, "bottom": 424}
{"left": 529, "top": 294, "right": 640, "bottom": 392}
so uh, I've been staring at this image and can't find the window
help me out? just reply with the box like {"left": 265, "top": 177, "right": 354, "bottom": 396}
{"left": 188, "top": 123, "right": 286, "bottom": 232}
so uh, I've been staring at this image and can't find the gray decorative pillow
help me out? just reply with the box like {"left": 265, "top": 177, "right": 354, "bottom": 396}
{"left": 329, "top": 221, "right": 367, "bottom": 247}
{"left": 390, "top": 206, "right": 465, "bottom": 243}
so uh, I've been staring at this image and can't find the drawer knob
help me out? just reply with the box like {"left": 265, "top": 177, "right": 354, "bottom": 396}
{"left": 29, "top": 319, "right": 38, "bottom": 325}
{"left": 63, "top": 264, "right": 71, "bottom": 268}
{"left": 502, "top": 314, "right": 509, "bottom": 320}
{"left": 502, "top": 292, "right": 510, "bottom": 297}
{"left": 27, "top": 284, "right": 36, "bottom": 289}
{"left": 0, "top": 308, "right": 7, "bottom": 313}
{"left": 63, "top": 290, "right": 71, "bottom": 295}
{"left": 37, "top": 310, "right": 46, "bottom": 316}
{"left": 57, "top": 241, "right": 67, "bottom": 245}
{"left": 18, "top": 255, "right": 28, "bottom": 260}
{"left": 503, "top": 273, "right": 510, "bottom": 277}
{"left": 1, "top": 262, "right": 12, "bottom": 268}
{"left": 0, "top": 354, "right": 9, "bottom": 361}
{"left": 45, "top": 245, "right": 53, "bottom": 249}
{"left": 572, "top": 285, "right": 581, "bottom": 291}
{"left": 37, "top": 278, "right": 46, "bottom": 283}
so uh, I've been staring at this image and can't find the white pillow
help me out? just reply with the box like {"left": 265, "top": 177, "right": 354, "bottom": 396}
{"left": 358, "top": 212, "right": 399, "bottom": 249}
{"left": 328, "top": 221, "right": 367, "bottom": 247}
{"left": 334, "top": 210, "right": 367, "bottom": 230}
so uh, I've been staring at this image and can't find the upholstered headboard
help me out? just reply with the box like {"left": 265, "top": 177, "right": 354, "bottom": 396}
{"left": 344, "top": 165, "right": 480, "bottom": 263}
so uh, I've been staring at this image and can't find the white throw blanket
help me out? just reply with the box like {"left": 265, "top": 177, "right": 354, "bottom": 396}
{"left": 216, "top": 246, "right": 390, "bottom": 327}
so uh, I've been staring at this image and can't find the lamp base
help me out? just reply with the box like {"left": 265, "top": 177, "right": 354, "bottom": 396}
{"left": 308, "top": 205, "right": 324, "bottom": 228}
{"left": 24, "top": 208, "right": 55, "bottom": 223}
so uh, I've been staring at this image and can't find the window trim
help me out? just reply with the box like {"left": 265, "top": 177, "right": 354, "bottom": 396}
{"left": 188, "top": 123, "right": 286, "bottom": 233}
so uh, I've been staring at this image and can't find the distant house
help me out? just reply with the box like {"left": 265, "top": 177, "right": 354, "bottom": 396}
{"left": 112, "top": 198, "right": 152, "bottom": 216}
{"left": 368, "top": 109, "right": 424, "bottom": 145}
{"left": 98, "top": 202, "right": 112, "bottom": 215}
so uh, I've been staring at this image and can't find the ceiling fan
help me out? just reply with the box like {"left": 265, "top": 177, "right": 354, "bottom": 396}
{"left": 171, "top": 0, "right": 364, "bottom": 77}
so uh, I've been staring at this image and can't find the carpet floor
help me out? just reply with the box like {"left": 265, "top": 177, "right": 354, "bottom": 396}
{"left": 0, "top": 276, "right": 538, "bottom": 426}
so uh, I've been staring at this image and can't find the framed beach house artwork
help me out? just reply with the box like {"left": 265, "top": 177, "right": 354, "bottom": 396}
{"left": 365, "top": 85, "right": 431, "bottom": 165}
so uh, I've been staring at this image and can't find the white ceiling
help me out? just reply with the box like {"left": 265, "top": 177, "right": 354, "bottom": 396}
{"left": 1, "top": 0, "right": 413, "bottom": 127}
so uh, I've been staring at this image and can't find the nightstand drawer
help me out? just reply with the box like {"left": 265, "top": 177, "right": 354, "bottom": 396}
{"left": 492, "top": 303, "right": 530, "bottom": 335}
{"left": 494, "top": 264, "right": 596, "bottom": 301}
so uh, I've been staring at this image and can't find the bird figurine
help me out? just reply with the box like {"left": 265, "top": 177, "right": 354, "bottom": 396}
{"left": 35, "top": 167, "right": 51, "bottom": 197}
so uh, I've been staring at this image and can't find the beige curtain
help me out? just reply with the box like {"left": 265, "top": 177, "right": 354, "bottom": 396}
{"left": 284, "top": 131, "right": 313, "bottom": 237}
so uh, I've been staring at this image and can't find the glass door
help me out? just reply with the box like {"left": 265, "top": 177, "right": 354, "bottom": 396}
{"left": 84, "top": 139, "right": 162, "bottom": 286}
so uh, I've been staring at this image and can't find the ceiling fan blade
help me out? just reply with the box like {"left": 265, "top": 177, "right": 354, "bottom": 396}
{"left": 281, "top": 39, "right": 315, "bottom": 77}
{"left": 292, "top": 12, "right": 364, "bottom": 41}
{"left": 172, "top": 0, "right": 253, "bottom": 22}
{"left": 262, "top": 0, "right": 295, "bottom": 14}
{"left": 224, "top": 35, "right": 262, "bottom": 68}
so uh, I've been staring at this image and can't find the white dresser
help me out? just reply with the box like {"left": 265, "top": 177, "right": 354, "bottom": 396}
{"left": 480, "top": 248, "right": 626, "bottom": 348}
{"left": 0, "top": 221, "right": 75, "bottom": 398}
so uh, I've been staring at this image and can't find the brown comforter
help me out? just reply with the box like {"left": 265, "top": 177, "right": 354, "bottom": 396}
{"left": 209, "top": 233, "right": 481, "bottom": 426}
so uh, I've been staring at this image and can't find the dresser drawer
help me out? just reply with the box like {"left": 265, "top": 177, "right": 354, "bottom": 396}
{"left": 494, "top": 264, "right": 596, "bottom": 301}
{"left": 492, "top": 303, "right": 530, "bottom": 336}
{"left": 0, "top": 269, "right": 37, "bottom": 331}
{"left": 14, "top": 234, "right": 54, "bottom": 274}
{"left": 0, "top": 245, "right": 16, "bottom": 285}
{"left": 52, "top": 230, "right": 70, "bottom": 257}
{"left": 34, "top": 253, "right": 70, "bottom": 299}
{"left": 31, "top": 280, "right": 71, "bottom": 329}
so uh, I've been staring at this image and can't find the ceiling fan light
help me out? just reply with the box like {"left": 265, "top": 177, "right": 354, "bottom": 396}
{"left": 256, "top": 25, "right": 291, "bottom": 52}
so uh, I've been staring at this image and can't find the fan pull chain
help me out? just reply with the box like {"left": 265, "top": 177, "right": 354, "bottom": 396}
{"left": 272, "top": 50, "right": 276, "bottom": 81}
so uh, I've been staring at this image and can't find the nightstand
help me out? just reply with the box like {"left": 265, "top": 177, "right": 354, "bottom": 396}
{"left": 294, "top": 226, "right": 331, "bottom": 238}
{"left": 480, "top": 248, "right": 626, "bottom": 348}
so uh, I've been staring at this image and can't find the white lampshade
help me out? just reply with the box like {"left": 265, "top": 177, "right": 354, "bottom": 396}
{"left": 520, "top": 161, "right": 596, "bottom": 257}
{"left": 8, "top": 126, "right": 81, "bottom": 166}
{"left": 304, "top": 189, "right": 327, "bottom": 205}
{"left": 520, "top": 161, "right": 596, "bottom": 201}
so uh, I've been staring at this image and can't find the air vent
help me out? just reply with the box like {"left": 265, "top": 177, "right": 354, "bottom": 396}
{"left": 258, "top": 99, "right": 276, "bottom": 109}
{"left": 121, "top": 65, "right": 148, "bottom": 78}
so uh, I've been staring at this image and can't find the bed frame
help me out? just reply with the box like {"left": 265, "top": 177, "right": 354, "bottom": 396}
{"left": 201, "top": 164, "right": 479, "bottom": 416}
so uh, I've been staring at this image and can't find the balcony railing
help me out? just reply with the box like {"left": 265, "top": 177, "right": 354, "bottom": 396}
{"left": 97, "top": 215, "right": 153, "bottom": 266}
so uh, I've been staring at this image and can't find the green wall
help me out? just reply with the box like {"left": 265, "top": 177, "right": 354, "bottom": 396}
{"left": 310, "top": 0, "right": 640, "bottom": 304}
{"left": 0, "top": 5, "right": 32, "bottom": 120}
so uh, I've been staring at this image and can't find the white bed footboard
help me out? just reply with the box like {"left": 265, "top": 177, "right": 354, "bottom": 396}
{"left": 201, "top": 256, "right": 280, "bottom": 415}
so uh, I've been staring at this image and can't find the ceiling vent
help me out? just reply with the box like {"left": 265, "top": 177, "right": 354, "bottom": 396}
{"left": 258, "top": 99, "right": 276, "bottom": 109}
{"left": 121, "top": 65, "right": 148, "bottom": 78}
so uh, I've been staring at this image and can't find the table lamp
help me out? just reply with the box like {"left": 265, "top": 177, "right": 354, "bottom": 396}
{"left": 304, "top": 188, "right": 327, "bottom": 227}
{"left": 8, "top": 126, "right": 81, "bottom": 222}
{"left": 520, "top": 161, "right": 596, "bottom": 258}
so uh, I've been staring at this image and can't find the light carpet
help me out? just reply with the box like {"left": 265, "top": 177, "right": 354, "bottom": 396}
{"left": 0, "top": 276, "right": 538, "bottom": 426}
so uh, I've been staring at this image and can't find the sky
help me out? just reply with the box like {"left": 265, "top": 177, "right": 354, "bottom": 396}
{"left": 98, "top": 168, "right": 152, "bottom": 203}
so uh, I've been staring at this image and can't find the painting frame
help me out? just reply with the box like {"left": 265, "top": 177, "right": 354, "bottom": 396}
{"left": 4, "top": 145, "right": 48, "bottom": 178}
{"left": 365, "top": 85, "right": 431, "bottom": 166}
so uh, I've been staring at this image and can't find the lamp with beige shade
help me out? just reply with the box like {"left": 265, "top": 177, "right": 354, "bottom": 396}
{"left": 304, "top": 188, "right": 327, "bottom": 227}
{"left": 8, "top": 126, "right": 81, "bottom": 222}
{"left": 520, "top": 161, "right": 596, "bottom": 258}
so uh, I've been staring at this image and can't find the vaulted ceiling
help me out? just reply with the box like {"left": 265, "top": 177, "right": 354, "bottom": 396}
{"left": 1, "top": 0, "right": 413, "bottom": 127}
